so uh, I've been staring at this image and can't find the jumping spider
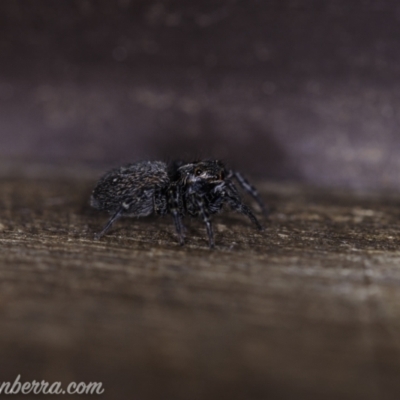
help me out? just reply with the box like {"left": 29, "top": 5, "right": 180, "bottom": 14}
{"left": 90, "top": 160, "right": 268, "bottom": 248}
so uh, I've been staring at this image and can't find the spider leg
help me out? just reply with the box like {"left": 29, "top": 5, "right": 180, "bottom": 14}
{"left": 229, "top": 170, "right": 269, "bottom": 216}
{"left": 168, "top": 185, "right": 185, "bottom": 245}
{"left": 225, "top": 183, "right": 264, "bottom": 231}
{"left": 94, "top": 207, "right": 124, "bottom": 240}
{"left": 194, "top": 195, "right": 215, "bottom": 248}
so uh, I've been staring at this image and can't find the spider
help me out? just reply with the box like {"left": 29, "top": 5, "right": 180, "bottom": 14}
{"left": 90, "top": 160, "right": 268, "bottom": 248}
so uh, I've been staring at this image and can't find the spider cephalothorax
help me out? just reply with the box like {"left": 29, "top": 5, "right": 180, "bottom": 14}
{"left": 90, "top": 160, "right": 268, "bottom": 248}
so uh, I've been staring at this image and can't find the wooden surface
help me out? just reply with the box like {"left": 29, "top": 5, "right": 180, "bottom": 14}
{"left": 1, "top": 175, "right": 400, "bottom": 399}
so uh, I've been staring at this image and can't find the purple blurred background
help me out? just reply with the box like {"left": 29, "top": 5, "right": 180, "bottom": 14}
{"left": 1, "top": 0, "right": 400, "bottom": 188}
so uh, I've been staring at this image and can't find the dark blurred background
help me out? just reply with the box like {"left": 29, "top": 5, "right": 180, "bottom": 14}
{"left": 1, "top": 0, "right": 400, "bottom": 189}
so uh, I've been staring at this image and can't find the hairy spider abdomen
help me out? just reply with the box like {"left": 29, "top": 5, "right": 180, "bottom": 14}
{"left": 90, "top": 161, "right": 169, "bottom": 217}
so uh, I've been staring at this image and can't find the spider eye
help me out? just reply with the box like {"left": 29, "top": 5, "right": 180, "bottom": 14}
{"left": 195, "top": 168, "right": 202, "bottom": 176}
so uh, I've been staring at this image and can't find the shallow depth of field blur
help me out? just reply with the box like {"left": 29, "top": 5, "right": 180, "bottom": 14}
{"left": 1, "top": 0, "right": 400, "bottom": 189}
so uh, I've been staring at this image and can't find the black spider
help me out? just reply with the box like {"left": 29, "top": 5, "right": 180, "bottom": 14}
{"left": 90, "top": 160, "right": 268, "bottom": 248}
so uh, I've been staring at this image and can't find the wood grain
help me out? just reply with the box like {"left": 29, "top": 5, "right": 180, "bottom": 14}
{"left": 1, "top": 176, "right": 400, "bottom": 399}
